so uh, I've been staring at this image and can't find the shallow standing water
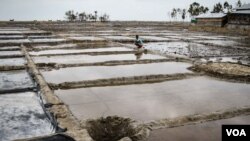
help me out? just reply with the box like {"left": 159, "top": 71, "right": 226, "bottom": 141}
{"left": 42, "top": 62, "right": 192, "bottom": 83}
{"left": 33, "top": 53, "right": 166, "bottom": 64}
{"left": 55, "top": 77, "right": 250, "bottom": 121}
{"left": 29, "top": 47, "right": 132, "bottom": 55}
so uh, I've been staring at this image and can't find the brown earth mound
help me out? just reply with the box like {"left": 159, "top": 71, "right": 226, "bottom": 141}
{"left": 189, "top": 63, "right": 250, "bottom": 82}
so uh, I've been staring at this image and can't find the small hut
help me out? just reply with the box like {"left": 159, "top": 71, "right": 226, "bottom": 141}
{"left": 228, "top": 4, "right": 250, "bottom": 27}
{"left": 195, "top": 13, "right": 227, "bottom": 27}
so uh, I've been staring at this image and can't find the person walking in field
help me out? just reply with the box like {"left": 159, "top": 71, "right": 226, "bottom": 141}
{"left": 134, "top": 35, "right": 144, "bottom": 48}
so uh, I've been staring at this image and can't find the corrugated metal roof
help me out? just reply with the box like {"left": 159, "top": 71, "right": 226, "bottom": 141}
{"left": 232, "top": 10, "right": 250, "bottom": 14}
{"left": 195, "top": 13, "right": 226, "bottom": 19}
{"left": 236, "top": 3, "right": 250, "bottom": 10}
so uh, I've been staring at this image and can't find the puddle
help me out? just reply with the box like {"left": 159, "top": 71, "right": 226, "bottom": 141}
{"left": 0, "top": 70, "right": 34, "bottom": 92}
{"left": 30, "top": 47, "right": 132, "bottom": 56}
{"left": 69, "top": 36, "right": 105, "bottom": 41}
{"left": 31, "top": 38, "right": 66, "bottom": 43}
{"left": 0, "top": 92, "right": 53, "bottom": 141}
{"left": 42, "top": 62, "right": 192, "bottom": 83}
{"left": 144, "top": 42, "right": 249, "bottom": 58}
{"left": 55, "top": 77, "right": 250, "bottom": 121}
{"left": 0, "top": 58, "right": 26, "bottom": 66}
{"left": 146, "top": 115, "right": 250, "bottom": 141}
{"left": 0, "top": 51, "right": 22, "bottom": 56}
{"left": 33, "top": 53, "right": 165, "bottom": 64}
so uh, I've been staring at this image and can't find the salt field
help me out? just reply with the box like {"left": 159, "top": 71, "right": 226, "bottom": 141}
{"left": 0, "top": 22, "right": 249, "bottom": 141}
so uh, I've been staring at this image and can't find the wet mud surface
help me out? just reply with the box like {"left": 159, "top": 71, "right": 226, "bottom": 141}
{"left": 144, "top": 42, "right": 250, "bottom": 58}
{"left": 190, "top": 63, "right": 250, "bottom": 82}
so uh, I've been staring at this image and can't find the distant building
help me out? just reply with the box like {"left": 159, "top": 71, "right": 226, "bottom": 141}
{"left": 195, "top": 13, "right": 227, "bottom": 27}
{"left": 228, "top": 4, "right": 250, "bottom": 28}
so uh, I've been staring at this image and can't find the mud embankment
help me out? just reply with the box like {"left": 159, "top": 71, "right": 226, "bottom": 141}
{"left": 21, "top": 45, "right": 93, "bottom": 141}
{"left": 189, "top": 63, "right": 250, "bottom": 82}
{"left": 146, "top": 105, "right": 250, "bottom": 130}
{"left": 36, "top": 59, "right": 175, "bottom": 70}
{"left": 50, "top": 73, "right": 201, "bottom": 90}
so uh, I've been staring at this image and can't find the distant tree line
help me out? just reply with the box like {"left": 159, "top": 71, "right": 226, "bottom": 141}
{"left": 168, "top": 0, "right": 243, "bottom": 21}
{"left": 65, "top": 10, "right": 110, "bottom": 22}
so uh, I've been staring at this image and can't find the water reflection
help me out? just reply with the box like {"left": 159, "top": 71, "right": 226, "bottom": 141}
{"left": 134, "top": 48, "right": 148, "bottom": 60}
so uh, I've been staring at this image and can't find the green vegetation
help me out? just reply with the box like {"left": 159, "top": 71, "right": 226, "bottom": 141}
{"left": 65, "top": 10, "right": 110, "bottom": 22}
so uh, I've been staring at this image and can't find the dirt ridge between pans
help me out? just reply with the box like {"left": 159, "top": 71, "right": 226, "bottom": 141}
{"left": 49, "top": 73, "right": 202, "bottom": 90}
{"left": 36, "top": 59, "right": 179, "bottom": 69}
{"left": 21, "top": 45, "right": 94, "bottom": 141}
{"left": 30, "top": 51, "right": 136, "bottom": 56}
{"left": 145, "top": 105, "right": 250, "bottom": 130}
{"left": 0, "top": 66, "right": 26, "bottom": 71}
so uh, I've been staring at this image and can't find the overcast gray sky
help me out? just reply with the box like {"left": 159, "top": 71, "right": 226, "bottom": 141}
{"left": 0, "top": 0, "right": 249, "bottom": 21}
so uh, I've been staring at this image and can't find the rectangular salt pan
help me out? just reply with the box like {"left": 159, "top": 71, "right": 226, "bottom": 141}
{"left": 29, "top": 47, "right": 132, "bottom": 55}
{"left": 31, "top": 38, "right": 66, "bottom": 43}
{"left": 141, "top": 36, "right": 172, "bottom": 41}
{"left": 0, "top": 92, "right": 52, "bottom": 141}
{"left": 69, "top": 36, "right": 105, "bottom": 41}
{"left": 103, "top": 36, "right": 134, "bottom": 40}
{"left": 42, "top": 62, "right": 192, "bottom": 83}
{"left": 0, "top": 39, "right": 31, "bottom": 44}
{"left": 0, "top": 51, "right": 22, "bottom": 56}
{"left": 0, "top": 46, "right": 20, "bottom": 51}
{"left": 33, "top": 53, "right": 166, "bottom": 64}
{"left": 0, "top": 58, "right": 26, "bottom": 66}
{"left": 0, "top": 70, "right": 34, "bottom": 92}
{"left": 55, "top": 77, "right": 250, "bottom": 121}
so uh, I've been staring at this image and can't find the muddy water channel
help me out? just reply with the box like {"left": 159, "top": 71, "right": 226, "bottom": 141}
{"left": 55, "top": 77, "right": 250, "bottom": 121}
